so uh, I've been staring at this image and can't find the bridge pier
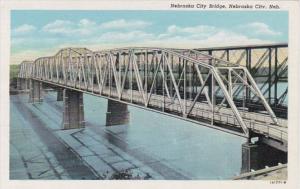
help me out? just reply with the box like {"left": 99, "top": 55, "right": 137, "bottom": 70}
{"left": 57, "top": 89, "right": 64, "bottom": 101}
{"left": 17, "top": 78, "right": 29, "bottom": 91}
{"left": 106, "top": 100, "right": 130, "bottom": 126}
{"left": 241, "top": 142, "right": 261, "bottom": 173}
{"left": 241, "top": 141, "right": 287, "bottom": 173}
{"left": 28, "top": 80, "right": 43, "bottom": 103}
{"left": 62, "top": 89, "right": 85, "bottom": 129}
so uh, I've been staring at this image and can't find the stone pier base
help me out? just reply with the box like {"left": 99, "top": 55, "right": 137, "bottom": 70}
{"left": 62, "top": 89, "right": 85, "bottom": 129}
{"left": 57, "top": 89, "right": 64, "bottom": 101}
{"left": 28, "top": 80, "right": 43, "bottom": 103}
{"left": 106, "top": 100, "right": 130, "bottom": 126}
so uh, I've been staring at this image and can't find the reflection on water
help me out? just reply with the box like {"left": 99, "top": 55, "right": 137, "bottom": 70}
{"left": 84, "top": 94, "right": 247, "bottom": 179}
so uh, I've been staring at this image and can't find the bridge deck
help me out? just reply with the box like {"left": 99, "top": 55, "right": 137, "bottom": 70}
{"left": 34, "top": 78, "right": 287, "bottom": 145}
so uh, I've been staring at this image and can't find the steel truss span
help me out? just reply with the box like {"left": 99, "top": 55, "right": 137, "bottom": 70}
{"left": 18, "top": 47, "right": 287, "bottom": 140}
{"left": 195, "top": 43, "right": 288, "bottom": 117}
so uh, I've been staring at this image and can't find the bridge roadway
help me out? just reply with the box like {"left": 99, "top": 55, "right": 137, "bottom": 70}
{"left": 32, "top": 78, "right": 287, "bottom": 152}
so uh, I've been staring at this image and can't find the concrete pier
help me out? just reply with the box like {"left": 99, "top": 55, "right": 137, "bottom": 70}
{"left": 17, "top": 78, "right": 29, "bottom": 90}
{"left": 57, "top": 89, "right": 63, "bottom": 101}
{"left": 241, "top": 142, "right": 260, "bottom": 173}
{"left": 106, "top": 100, "right": 130, "bottom": 126}
{"left": 28, "top": 80, "right": 43, "bottom": 103}
{"left": 62, "top": 89, "right": 85, "bottom": 129}
{"left": 241, "top": 141, "right": 287, "bottom": 174}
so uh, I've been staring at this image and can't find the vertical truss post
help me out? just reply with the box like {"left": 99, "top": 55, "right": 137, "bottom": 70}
{"left": 171, "top": 55, "right": 174, "bottom": 97}
{"left": 268, "top": 48, "right": 272, "bottom": 104}
{"left": 209, "top": 50, "right": 216, "bottom": 119}
{"left": 189, "top": 63, "right": 192, "bottom": 100}
{"left": 162, "top": 52, "right": 165, "bottom": 112}
{"left": 183, "top": 59, "right": 187, "bottom": 117}
{"left": 130, "top": 50, "right": 133, "bottom": 102}
{"left": 211, "top": 74, "right": 215, "bottom": 125}
{"left": 145, "top": 51, "right": 148, "bottom": 98}
{"left": 228, "top": 68, "right": 233, "bottom": 98}
{"left": 208, "top": 50, "right": 213, "bottom": 98}
{"left": 108, "top": 54, "right": 112, "bottom": 97}
{"left": 246, "top": 48, "right": 251, "bottom": 102}
{"left": 274, "top": 47, "right": 278, "bottom": 106}
{"left": 226, "top": 49, "right": 229, "bottom": 61}
{"left": 192, "top": 64, "right": 195, "bottom": 97}
{"left": 243, "top": 69, "right": 247, "bottom": 112}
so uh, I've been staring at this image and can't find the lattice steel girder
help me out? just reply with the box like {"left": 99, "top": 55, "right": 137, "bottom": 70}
{"left": 194, "top": 43, "right": 288, "bottom": 107}
{"left": 17, "top": 47, "right": 282, "bottom": 137}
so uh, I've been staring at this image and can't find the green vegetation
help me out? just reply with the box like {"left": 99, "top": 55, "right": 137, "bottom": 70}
{"left": 10, "top": 64, "right": 19, "bottom": 80}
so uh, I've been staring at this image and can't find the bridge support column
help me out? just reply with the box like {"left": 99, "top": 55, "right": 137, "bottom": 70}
{"left": 241, "top": 141, "right": 287, "bottom": 173}
{"left": 241, "top": 142, "right": 261, "bottom": 173}
{"left": 17, "top": 78, "right": 29, "bottom": 90}
{"left": 28, "top": 80, "right": 43, "bottom": 103}
{"left": 62, "top": 89, "right": 85, "bottom": 129}
{"left": 57, "top": 89, "right": 63, "bottom": 101}
{"left": 106, "top": 100, "right": 130, "bottom": 126}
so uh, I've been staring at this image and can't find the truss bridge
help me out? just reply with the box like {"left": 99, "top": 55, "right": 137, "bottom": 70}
{"left": 17, "top": 45, "right": 288, "bottom": 152}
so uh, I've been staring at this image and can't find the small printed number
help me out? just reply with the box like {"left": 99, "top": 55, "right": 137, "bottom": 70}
{"left": 270, "top": 180, "right": 286, "bottom": 184}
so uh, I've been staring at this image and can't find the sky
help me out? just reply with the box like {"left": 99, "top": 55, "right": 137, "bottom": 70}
{"left": 11, "top": 10, "right": 288, "bottom": 64}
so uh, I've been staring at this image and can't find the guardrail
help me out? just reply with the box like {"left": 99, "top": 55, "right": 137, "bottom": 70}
{"left": 232, "top": 163, "right": 287, "bottom": 180}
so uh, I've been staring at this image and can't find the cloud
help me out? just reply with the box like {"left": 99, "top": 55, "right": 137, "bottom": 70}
{"left": 42, "top": 19, "right": 97, "bottom": 35}
{"left": 99, "top": 19, "right": 151, "bottom": 30}
{"left": 84, "top": 27, "right": 269, "bottom": 49}
{"left": 97, "top": 30, "right": 154, "bottom": 43}
{"left": 41, "top": 18, "right": 151, "bottom": 36}
{"left": 239, "top": 22, "right": 281, "bottom": 36}
{"left": 148, "top": 31, "right": 269, "bottom": 49}
{"left": 42, "top": 20, "right": 74, "bottom": 34}
{"left": 203, "top": 30, "right": 270, "bottom": 46}
{"left": 13, "top": 24, "right": 36, "bottom": 34}
{"left": 12, "top": 20, "right": 279, "bottom": 64}
{"left": 78, "top": 19, "right": 96, "bottom": 27}
{"left": 167, "top": 25, "right": 217, "bottom": 34}
{"left": 159, "top": 24, "right": 218, "bottom": 40}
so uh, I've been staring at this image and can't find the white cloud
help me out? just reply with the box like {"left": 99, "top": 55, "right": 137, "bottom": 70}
{"left": 97, "top": 30, "right": 154, "bottom": 43}
{"left": 167, "top": 25, "right": 216, "bottom": 34}
{"left": 148, "top": 32, "right": 268, "bottom": 49}
{"left": 77, "top": 19, "right": 97, "bottom": 35}
{"left": 86, "top": 27, "right": 269, "bottom": 49}
{"left": 13, "top": 24, "right": 36, "bottom": 34}
{"left": 78, "top": 19, "right": 96, "bottom": 27}
{"left": 41, "top": 19, "right": 150, "bottom": 36}
{"left": 158, "top": 25, "right": 218, "bottom": 40}
{"left": 42, "top": 19, "right": 97, "bottom": 35}
{"left": 12, "top": 21, "right": 276, "bottom": 64}
{"left": 42, "top": 20, "right": 74, "bottom": 34}
{"left": 99, "top": 19, "right": 151, "bottom": 30}
{"left": 239, "top": 22, "right": 281, "bottom": 36}
{"left": 203, "top": 30, "right": 269, "bottom": 46}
